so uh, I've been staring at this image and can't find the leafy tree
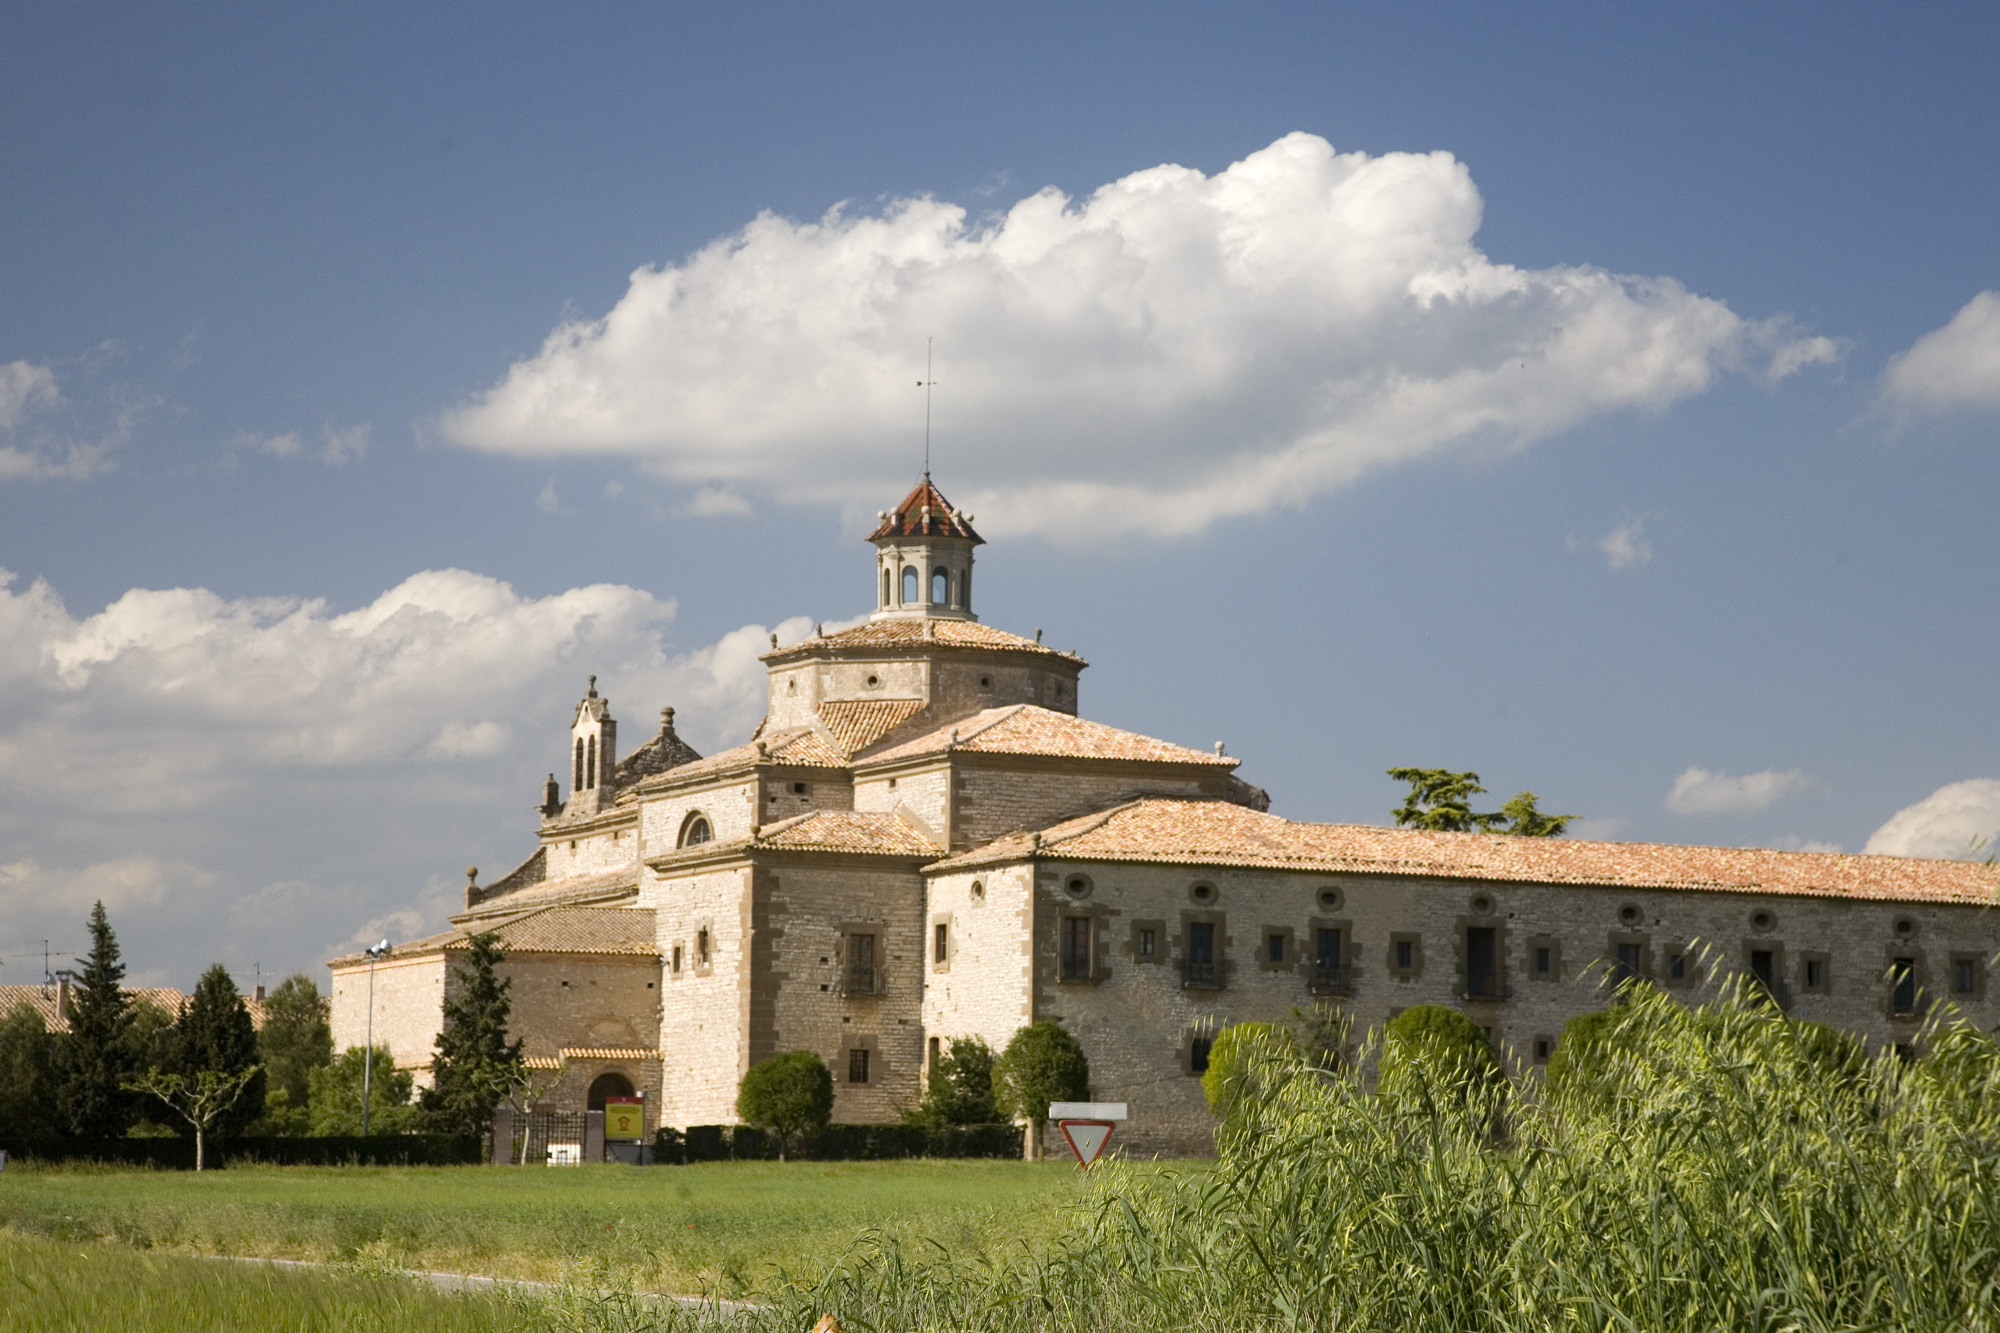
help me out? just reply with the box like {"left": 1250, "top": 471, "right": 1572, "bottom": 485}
{"left": 1389, "top": 769, "right": 1574, "bottom": 836}
{"left": 419, "top": 933, "right": 524, "bottom": 1138}
{"left": 1376, "top": 1004, "right": 1502, "bottom": 1110}
{"left": 994, "top": 1022, "right": 1089, "bottom": 1159}
{"left": 54, "top": 902, "right": 136, "bottom": 1136}
{"left": 124, "top": 1065, "right": 261, "bottom": 1171}
{"left": 308, "top": 1046, "right": 416, "bottom": 1135}
{"left": 735, "top": 1050, "right": 834, "bottom": 1158}
{"left": 170, "top": 964, "right": 264, "bottom": 1138}
{"left": 256, "top": 973, "right": 333, "bottom": 1114}
{"left": 0, "top": 1002, "right": 58, "bottom": 1140}
{"left": 906, "top": 1036, "right": 999, "bottom": 1128}
{"left": 1201, "top": 1022, "right": 1296, "bottom": 1127}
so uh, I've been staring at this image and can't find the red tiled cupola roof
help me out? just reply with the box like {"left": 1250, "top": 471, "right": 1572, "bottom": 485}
{"left": 866, "top": 476, "right": 983, "bottom": 545}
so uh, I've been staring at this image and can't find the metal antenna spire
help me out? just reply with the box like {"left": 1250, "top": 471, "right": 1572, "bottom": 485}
{"left": 917, "top": 336, "right": 938, "bottom": 478}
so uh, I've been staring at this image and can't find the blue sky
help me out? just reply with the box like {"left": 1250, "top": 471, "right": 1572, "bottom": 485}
{"left": 2, "top": 3, "right": 1996, "bottom": 989}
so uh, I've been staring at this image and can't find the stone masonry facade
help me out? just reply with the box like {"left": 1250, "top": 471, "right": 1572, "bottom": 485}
{"left": 331, "top": 475, "right": 2000, "bottom": 1155}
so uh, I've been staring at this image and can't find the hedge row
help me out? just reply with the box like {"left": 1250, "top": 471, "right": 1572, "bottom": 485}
{"left": 1, "top": 1134, "right": 481, "bottom": 1169}
{"left": 660, "top": 1121, "right": 1022, "bottom": 1162}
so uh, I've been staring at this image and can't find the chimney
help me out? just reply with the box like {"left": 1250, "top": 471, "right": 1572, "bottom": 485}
{"left": 56, "top": 975, "right": 71, "bottom": 1018}
{"left": 254, "top": 984, "right": 265, "bottom": 1003}
{"left": 540, "top": 773, "right": 562, "bottom": 818}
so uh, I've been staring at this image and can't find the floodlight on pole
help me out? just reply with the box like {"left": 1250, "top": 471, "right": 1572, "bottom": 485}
{"left": 362, "top": 940, "right": 390, "bottom": 1137}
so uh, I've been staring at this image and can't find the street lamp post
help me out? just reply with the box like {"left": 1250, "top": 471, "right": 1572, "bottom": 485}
{"left": 361, "top": 940, "right": 390, "bottom": 1136}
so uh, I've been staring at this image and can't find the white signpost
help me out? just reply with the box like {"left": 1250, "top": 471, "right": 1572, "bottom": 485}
{"left": 1049, "top": 1101, "right": 1127, "bottom": 1170}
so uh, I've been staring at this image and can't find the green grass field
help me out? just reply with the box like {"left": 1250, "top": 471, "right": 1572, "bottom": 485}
{"left": 0, "top": 1158, "right": 1088, "bottom": 1299}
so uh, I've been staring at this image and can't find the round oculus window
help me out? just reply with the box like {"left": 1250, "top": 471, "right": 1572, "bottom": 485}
{"left": 1189, "top": 882, "right": 1217, "bottom": 905}
{"left": 1619, "top": 904, "right": 1644, "bottom": 927}
{"left": 1316, "top": 887, "right": 1342, "bottom": 913}
{"left": 1750, "top": 910, "right": 1775, "bottom": 933}
{"left": 1894, "top": 917, "right": 1916, "bottom": 938}
{"left": 1470, "top": 894, "right": 1494, "bottom": 917}
{"left": 1064, "top": 875, "right": 1092, "bottom": 900}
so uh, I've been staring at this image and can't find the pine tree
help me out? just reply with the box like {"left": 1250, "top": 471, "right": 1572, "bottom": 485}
{"left": 420, "top": 933, "right": 523, "bottom": 1137}
{"left": 55, "top": 902, "right": 135, "bottom": 1136}
{"left": 172, "top": 964, "right": 265, "bottom": 1138}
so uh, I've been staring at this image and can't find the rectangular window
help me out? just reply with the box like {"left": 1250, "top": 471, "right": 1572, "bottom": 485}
{"left": 1891, "top": 957, "right": 1917, "bottom": 1015}
{"left": 1314, "top": 927, "right": 1342, "bottom": 989}
{"left": 671, "top": 944, "right": 683, "bottom": 974}
{"left": 1750, "top": 949, "right": 1775, "bottom": 988}
{"left": 697, "top": 928, "right": 711, "bottom": 965}
{"left": 1138, "top": 928, "right": 1156, "bottom": 959}
{"left": 927, "top": 1036, "right": 940, "bottom": 1064}
{"left": 1060, "top": 916, "right": 1093, "bottom": 981}
{"left": 1395, "top": 939, "right": 1414, "bottom": 971}
{"left": 1466, "top": 926, "right": 1498, "bottom": 999}
{"left": 793, "top": 781, "right": 808, "bottom": 795}
{"left": 1190, "top": 1035, "right": 1212, "bottom": 1074}
{"left": 1534, "top": 946, "right": 1552, "bottom": 976}
{"left": 1187, "top": 921, "right": 1218, "bottom": 987}
{"left": 1806, "top": 959, "right": 1825, "bottom": 990}
{"left": 848, "top": 1048, "right": 870, "bottom": 1083}
{"left": 846, "top": 934, "right": 878, "bottom": 995}
{"left": 934, "top": 922, "right": 949, "bottom": 964}
{"left": 1953, "top": 957, "right": 1977, "bottom": 995}
{"left": 1266, "top": 932, "right": 1287, "bottom": 964}
{"left": 1669, "top": 951, "right": 1687, "bottom": 982}
{"left": 1533, "top": 1036, "right": 1553, "bottom": 1063}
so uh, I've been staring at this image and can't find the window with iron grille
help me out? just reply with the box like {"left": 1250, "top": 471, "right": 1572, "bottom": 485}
{"left": 1313, "top": 927, "right": 1342, "bottom": 990}
{"left": 1060, "top": 916, "right": 1092, "bottom": 981}
{"left": 1265, "top": 931, "right": 1286, "bottom": 964}
{"left": 1614, "top": 941, "right": 1644, "bottom": 986}
{"left": 846, "top": 934, "right": 878, "bottom": 995}
{"left": 848, "top": 1047, "right": 870, "bottom": 1083}
{"left": 1185, "top": 921, "right": 1220, "bottom": 987}
{"left": 1891, "top": 957, "right": 1917, "bottom": 1015}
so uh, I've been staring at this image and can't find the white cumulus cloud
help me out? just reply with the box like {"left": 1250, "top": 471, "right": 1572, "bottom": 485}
{"left": 1863, "top": 779, "right": 2000, "bottom": 860}
{"left": 439, "top": 132, "right": 1830, "bottom": 541}
{"left": 0, "top": 567, "right": 823, "bottom": 986}
{"left": 1876, "top": 291, "right": 2000, "bottom": 421}
{"left": 1666, "top": 766, "right": 1811, "bottom": 816}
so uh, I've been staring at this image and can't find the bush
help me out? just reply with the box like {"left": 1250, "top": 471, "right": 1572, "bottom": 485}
{"left": 668, "top": 1121, "right": 1021, "bottom": 1162}
{"left": 1374, "top": 1004, "right": 1500, "bottom": 1109}
{"left": 1201, "top": 1022, "right": 1295, "bottom": 1124}
{"left": 736, "top": 1050, "right": 834, "bottom": 1158}
{"left": 306, "top": 1046, "right": 415, "bottom": 1136}
{"left": 907, "top": 1036, "right": 999, "bottom": 1128}
{"left": 1, "top": 1134, "right": 478, "bottom": 1169}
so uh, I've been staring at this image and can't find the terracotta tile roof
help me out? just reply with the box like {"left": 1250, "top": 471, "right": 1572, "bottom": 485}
{"left": 929, "top": 798, "right": 2000, "bottom": 907}
{"left": 817, "top": 698, "right": 926, "bottom": 755}
{"left": 859, "top": 705, "right": 1236, "bottom": 768}
{"left": 763, "top": 618, "right": 1080, "bottom": 663}
{"left": 557, "top": 1046, "right": 660, "bottom": 1061}
{"left": 865, "top": 476, "right": 983, "bottom": 544}
{"left": 648, "top": 810, "right": 939, "bottom": 868}
{"left": 638, "top": 727, "right": 847, "bottom": 788}
{"left": 0, "top": 985, "right": 268, "bottom": 1033}
{"left": 461, "top": 862, "right": 640, "bottom": 918}
{"left": 331, "top": 906, "right": 656, "bottom": 967}
{"left": 611, "top": 710, "right": 703, "bottom": 789}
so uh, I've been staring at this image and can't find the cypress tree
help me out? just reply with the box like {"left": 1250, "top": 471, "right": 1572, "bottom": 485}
{"left": 173, "top": 964, "right": 265, "bottom": 1137}
{"left": 420, "top": 933, "right": 523, "bottom": 1137}
{"left": 55, "top": 902, "right": 135, "bottom": 1137}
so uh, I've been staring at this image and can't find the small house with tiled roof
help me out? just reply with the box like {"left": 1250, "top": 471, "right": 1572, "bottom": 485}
{"left": 331, "top": 475, "right": 2000, "bottom": 1155}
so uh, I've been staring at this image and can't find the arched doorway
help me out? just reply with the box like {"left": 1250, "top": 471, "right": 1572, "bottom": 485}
{"left": 587, "top": 1070, "right": 636, "bottom": 1112}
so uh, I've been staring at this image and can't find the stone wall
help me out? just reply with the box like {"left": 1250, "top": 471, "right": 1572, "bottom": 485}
{"left": 541, "top": 815, "right": 641, "bottom": 880}
{"left": 643, "top": 862, "right": 756, "bottom": 1127}
{"left": 330, "top": 954, "right": 447, "bottom": 1071}
{"left": 639, "top": 775, "right": 758, "bottom": 851}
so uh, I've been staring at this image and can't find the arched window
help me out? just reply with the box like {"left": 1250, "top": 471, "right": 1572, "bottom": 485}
{"left": 586, "top": 1070, "right": 636, "bottom": 1111}
{"left": 573, "top": 738, "right": 584, "bottom": 793}
{"left": 932, "top": 568, "right": 949, "bottom": 605}
{"left": 902, "top": 566, "right": 919, "bottom": 604}
{"left": 680, "top": 813, "right": 712, "bottom": 847}
{"left": 881, "top": 566, "right": 891, "bottom": 607}
{"left": 585, "top": 735, "right": 597, "bottom": 789}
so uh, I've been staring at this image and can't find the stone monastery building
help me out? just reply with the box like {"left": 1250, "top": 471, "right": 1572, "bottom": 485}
{"left": 331, "top": 477, "right": 2000, "bottom": 1155}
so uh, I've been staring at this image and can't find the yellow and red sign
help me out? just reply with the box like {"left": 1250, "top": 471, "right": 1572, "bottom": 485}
{"left": 603, "top": 1096, "right": 645, "bottom": 1141}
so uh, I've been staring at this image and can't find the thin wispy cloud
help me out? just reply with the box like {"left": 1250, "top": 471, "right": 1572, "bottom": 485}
{"left": 230, "top": 422, "right": 371, "bottom": 466}
{"left": 1665, "top": 766, "right": 1810, "bottom": 816}
{"left": 441, "top": 132, "right": 1833, "bottom": 542}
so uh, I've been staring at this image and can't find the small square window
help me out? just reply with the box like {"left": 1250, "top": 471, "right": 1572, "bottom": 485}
{"left": 848, "top": 1048, "right": 870, "bottom": 1083}
{"left": 1953, "top": 957, "right": 1978, "bottom": 995}
{"left": 793, "top": 781, "right": 808, "bottom": 795}
{"left": 1533, "top": 1036, "right": 1553, "bottom": 1063}
{"left": 1138, "top": 928, "right": 1156, "bottom": 958}
{"left": 1266, "top": 932, "right": 1286, "bottom": 964}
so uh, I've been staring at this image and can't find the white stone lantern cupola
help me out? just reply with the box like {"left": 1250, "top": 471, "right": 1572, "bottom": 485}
{"left": 866, "top": 475, "right": 983, "bottom": 622}
{"left": 565, "top": 675, "right": 618, "bottom": 816}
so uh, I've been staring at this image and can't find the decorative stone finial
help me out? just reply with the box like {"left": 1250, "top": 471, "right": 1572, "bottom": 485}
{"left": 1035, "top": 628, "right": 1043, "bottom": 643}
{"left": 587, "top": 674, "right": 597, "bottom": 696}
{"left": 466, "top": 867, "right": 479, "bottom": 885}
{"left": 661, "top": 706, "right": 676, "bottom": 731}
{"left": 756, "top": 740, "right": 769, "bottom": 759}
{"left": 1215, "top": 741, "right": 1226, "bottom": 757}
{"left": 769, "top": 632, "right": 778, "bottom": 649}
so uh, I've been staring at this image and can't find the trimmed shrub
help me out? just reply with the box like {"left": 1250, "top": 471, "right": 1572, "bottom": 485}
{"left": 736, "top": 1050, "right": 835, "bottom": 1158}
{"left": 1201, "top": 1022, "right": 1295, "bottom": 1124}
{"left": 1376, "top": 1004, "right": 1501, "bottom": 1109}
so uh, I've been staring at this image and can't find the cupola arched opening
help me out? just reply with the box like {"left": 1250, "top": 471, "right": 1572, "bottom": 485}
{"left": 680, "top": 812, "right": 713, "bottom": 847}
{"left": 932, "top": 568, "right": 949, "bottom": 605}
{"left": 902, "top": 566, "right": 919, "bottom": 604}
{"left": 585, "top": 735, "right": 597, "bottom": 789}
{"left": 573, "top": 738, "right": 585, "bottom": 792}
